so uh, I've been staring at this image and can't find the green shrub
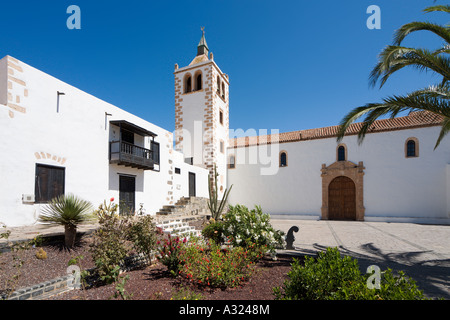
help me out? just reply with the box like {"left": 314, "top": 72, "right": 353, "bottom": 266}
{"left": 91, "top": 199, "right": 161, "bottom": 284}
{"left": 222, "top": 205, "right": 285, "bottom": 253}
{"left": 201, "top": 220, "right": 226, "bottom": 245}
{"left": 273, "top": 247, "right": 429, "bottom": 300}
{"left": 90, "top": 201, "right": 130, "bottom": 284}
{"left": 126, "top": 215, "right": 160, "bottom": 259}
{"left": 178, "top": 238, "right": 256, "bottom": 288}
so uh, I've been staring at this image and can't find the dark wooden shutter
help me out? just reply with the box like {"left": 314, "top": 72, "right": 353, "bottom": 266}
{"left": 35, "top": 164, "right": 65, "bottom": 203}
{"left": 189, "top": 172, "right": 196, "bottom": 197}
{"left": 119, "top": 175, "right": 135, "bottom": 214}
{"left": 151, "top": 141, "right": 160, "bottom": 164}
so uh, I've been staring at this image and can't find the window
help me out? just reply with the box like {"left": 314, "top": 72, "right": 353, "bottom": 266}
{"left": 220, "top": 140, "right": 224, "bottom": 153}
{"left": 219, "top": 110, "right": 224, "bottom": 125}
{"left": 35, "top": 164, "right": 65, "bottom": 203}
{"left": 121, "top": 129, "right": 134, "bottom": 144}
{"left": 217, "top": 76, "right": 221, "bottom": 95}
{"left": 175, "top": 168, "right": 181, "bottom": 174}
{"left": 150, "top": 140, "right": 160, "bottom": 165}
{"left": 184, "top": 74, "right": 192, "bottom": 93}
{"left": 405, "top": 138, "right": 419, "bottom": 158}
{"left": 228, "top": 155, "right": 236, "bottom": 169}
{"left": 280, "top": 151, "right": 288, "bottom": 167}
{"left": 195, "top": 72, "right": 202, "bottom": 91}
{"left": 338, "top": 146, "right": 346, "bottom": 161}
{"left": 222, "top": 82, "right": 225, "bottom": 99}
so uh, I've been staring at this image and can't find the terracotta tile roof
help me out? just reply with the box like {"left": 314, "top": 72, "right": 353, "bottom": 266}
{"left": 229, "top": 111, "right": 443, "bottom": 148}
{"left": 189, "top": 54, "right": 209, "bottom": 66}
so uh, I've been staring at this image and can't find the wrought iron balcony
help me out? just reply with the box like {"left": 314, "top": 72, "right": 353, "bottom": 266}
{"left": 109, "top": 141, "right": 159, "bottom": 170}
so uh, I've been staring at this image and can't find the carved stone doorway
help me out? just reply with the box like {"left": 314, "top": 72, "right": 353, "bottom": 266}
{"left": 321, "top": 161, "right": 365, "bottom": 221}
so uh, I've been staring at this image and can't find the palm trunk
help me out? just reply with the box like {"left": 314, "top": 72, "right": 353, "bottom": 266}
{"left": 64, "top": 225, "right": 77, "bottom": 248}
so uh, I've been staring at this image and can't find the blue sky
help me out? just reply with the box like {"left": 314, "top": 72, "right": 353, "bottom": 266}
{"left": 0, "top": 0, "right": 448, "bottom": 135}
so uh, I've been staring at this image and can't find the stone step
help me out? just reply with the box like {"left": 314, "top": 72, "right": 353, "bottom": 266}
{"left": 155, "top": 197, "right": 208, "bottom": 238}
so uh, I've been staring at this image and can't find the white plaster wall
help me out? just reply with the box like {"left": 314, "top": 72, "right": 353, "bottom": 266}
{"left": 171, "top": 150, "right": 209, "bottom": 202}
{"left": 446, "top": 164, "right": 450, "bottom": 218}
{"left": 227, "top": 126, "right": 450, "bottom": 220}
{"left": 211, "top": 67, "right": 229, "bottom": 198}
{"left": 175, "top": 63, "right": 210, "bottom": 165}
{"left": 0, "top": 57, "right": 7, "bottom": 105}
{"left": 0, "top": 56, "right": 203, "bottom": 227}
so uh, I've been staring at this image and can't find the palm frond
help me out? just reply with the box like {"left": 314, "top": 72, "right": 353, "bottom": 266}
{"left": 423, "top": 5, "right": 450, "bottom": 14}
{"left": 435, "top": 117, "right": 450, "bottom": 149}
{"left": 337, "top": 88, "right": 450, "bottom": 145}
{"left": 393, "top": 21, "right": 450, "bottom": 46}
{"left": 38, "top": 193, "right": 95, "bottom": 227}
{"left": 369, "top": 46, "right": 450, "bottom": 88}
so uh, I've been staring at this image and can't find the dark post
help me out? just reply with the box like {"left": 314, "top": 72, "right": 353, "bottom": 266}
{"left": 285, "top": 226, "right": 299, "bottom": 250}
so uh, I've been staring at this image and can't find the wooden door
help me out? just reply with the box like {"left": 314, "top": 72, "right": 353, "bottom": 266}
{"left": 119, "top": 175, "right": 135, "bottom": 214}
{"left": 328, "top": 176, "right": 356, "bottom": 220}
{"left": 189, "top": 172, "right": 196, "bottom": 198}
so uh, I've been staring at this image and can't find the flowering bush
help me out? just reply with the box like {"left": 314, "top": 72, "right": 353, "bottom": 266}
{"left": 222, "top": 205, "right": 285, "bottom": 253}
{"left": 157, "top": 235, "right": 186, "bottom": 276}
{"left": 178, "top": 238, "right": 256, "bottom": 288}
{"left": 201, "top": 220, "right": 226, "bottom": 245}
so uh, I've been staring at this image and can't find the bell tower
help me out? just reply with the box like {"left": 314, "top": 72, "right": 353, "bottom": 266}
{"left": 174, "top": 28, "right": 229, "bottom": 196}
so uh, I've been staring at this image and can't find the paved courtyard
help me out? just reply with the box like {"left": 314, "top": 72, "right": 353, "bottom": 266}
{"left": 271, "top": 217, "right": 450, "bottom": 299}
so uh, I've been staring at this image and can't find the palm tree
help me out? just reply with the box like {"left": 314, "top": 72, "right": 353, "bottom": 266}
{"left": 38, "top": 194, "right": 95, "bottom": 248}
{"left": 337, "top": 5, "right": 450, "bottom": 149}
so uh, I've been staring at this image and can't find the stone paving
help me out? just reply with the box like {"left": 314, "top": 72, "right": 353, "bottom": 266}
{"left": 271, "top": 217, "right": 450, "bottom": 299}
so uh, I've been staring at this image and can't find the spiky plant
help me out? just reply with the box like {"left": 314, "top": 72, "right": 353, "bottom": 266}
{"left": 38, "top": 194, "right": 95, "bottom": 248}
{"left": 207, "top": 165, "right": 233, "bottom": 220}
{"left": 338, "top": 5, "right": 450, "bottom": 149}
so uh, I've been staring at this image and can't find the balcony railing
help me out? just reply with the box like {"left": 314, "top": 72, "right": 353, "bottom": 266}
{"left": 110, "top": 141, "right": 158, "bottom": 170}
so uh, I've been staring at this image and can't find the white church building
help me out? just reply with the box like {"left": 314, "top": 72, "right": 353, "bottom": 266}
{"left": 1, "top": 31, "right": 450, "bottom": 227}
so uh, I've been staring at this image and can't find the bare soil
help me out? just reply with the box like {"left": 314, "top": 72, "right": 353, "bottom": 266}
{"left": 0, "top": 232, "right": 296, "bottom": 300}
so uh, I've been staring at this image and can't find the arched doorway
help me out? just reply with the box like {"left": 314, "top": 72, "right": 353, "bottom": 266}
{"left": 321, "top": 161, "right": 365, "bottom": 221}
{"left": 328, "top": 176, "right": 356, "bottom": 220}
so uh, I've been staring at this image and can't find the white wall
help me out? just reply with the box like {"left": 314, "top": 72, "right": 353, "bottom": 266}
{"left": 227, "top": 126, "right": 450, "bottom": 221}
{"left": 172, "top": 150, "right": 209, "bottom": 202}
{"left": 0, "top": 57, "right": 7, "bottom": 105}
{"left": 0, "top": 56, "right": 207, "bottom": 227}
{"left": 175, "top": 63, "right": 210, "bottom": 164}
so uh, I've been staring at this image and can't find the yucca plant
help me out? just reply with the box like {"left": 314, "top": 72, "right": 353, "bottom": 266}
{"left": 38, "top": 194, "right": 95, "bottom": 248}
{"left": 338, "top": 5, "right": 450, "bottom": 149}
{"left": 207, "top": 165, "right": 232, "bottom": 220}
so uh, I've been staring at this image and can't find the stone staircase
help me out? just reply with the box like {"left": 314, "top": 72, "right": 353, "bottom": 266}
{"left": 156, "top": 196, "right": 209, "bottom": 217}
{"left": 155, "top": 197, "right": 209, "bottom": 239}
{"left": 156, "top": 219, "right": 202, "bottom": 239}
